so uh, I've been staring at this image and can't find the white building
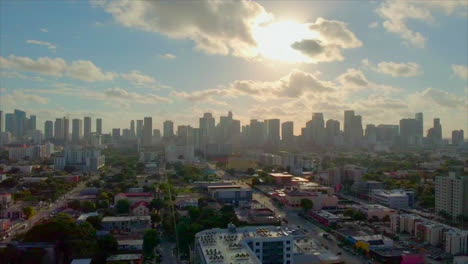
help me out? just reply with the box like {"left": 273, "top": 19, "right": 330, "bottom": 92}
{"left": 371, "top": 189, "right": 414, "bottom": 209}
{"left": 435, "top": 172, "right": 468, "bottom": 220}
{"left": 101, "top": 216, "right": 151, "bottom": 232}
{"left": 165, "top": 144, "right": 195, "bottom": 163}
{"left": 8, "top": 143, "right": 53, "bottom": 161}
{"left": 54, "top": 146, "right": 105, "bottom": 171}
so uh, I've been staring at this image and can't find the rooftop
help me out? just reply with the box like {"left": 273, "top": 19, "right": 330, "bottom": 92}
{"left": 269, "top": 172, "right": 293, "bottom": 178}
{"left": 107, "top": 254, "right": 142, "bottom": 261}
{"left": 102, "top": 216, "right": 151, "bottom": 222}
{"left": 116, "top": 192, "right": 153, "bottom": 197}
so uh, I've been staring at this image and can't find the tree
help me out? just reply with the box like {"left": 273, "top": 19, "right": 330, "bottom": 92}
{"left": 143, "top": 229, "right": 160, "bottom": 257}
{"left": 150, "top": 198, "right": 165, "bottom": 213}
{"left": 68, "top": 200, "right": 82, "bottom": 210}
{"left": 81, "top": 201, "right": 96, "bottom": 213}
{"left": 246, "top": 168, "right": 255, "bottom": 175}
{"left": 115, "top": 199, "right": 131, "bottom": 214}
{"left": 382, "top": 215, "right": 390, "bottom": 222}
{"left": 300, "top": 199, "right": 313, "bottom": 212}
{"left": 86, "top": 215, "right": 102, "bottom": 230}
{"left": 150, "top": 213, "right": 161, "bottom": 225}
{"left": 22, "top": 206, "right": 36, "bottom": 219}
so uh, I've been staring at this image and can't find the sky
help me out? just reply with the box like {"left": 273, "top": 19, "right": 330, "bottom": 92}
{"left": 0, "top": 0, "right": 467, "bottom": 137}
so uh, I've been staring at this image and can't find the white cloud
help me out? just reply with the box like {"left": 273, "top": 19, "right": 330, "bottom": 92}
{"left": 452, "top": 64, "right": 468, "bottom": 80}
{"left": 419, "top": 87, "right": 465, "bottom": 108}
{"left": 376, "top": 0, "right": 467, "bottom": 48}
{"left": 40, "top": 28, "right": 48, "bottom": 33}
{"left": 121, "top": 70, "right": 156, "bottom": 85}
{"left": 26, "top": 39, "right": 57, "bottom": 51}
{"left": 376, "top": 61, "right": 422, "bottom": 77}
{"left": 160, "top": 53, "right": 176, "bottom": 60}
{"left": 67, "top": 60, "right": 116, "bottom": 82}
{"left": 105, "top": 87, "right": 171, "bottom": 104}
{"left": 97, "top": 0, "right": 268, "bottom": 57}
{"left": 368, "top": 22, "right": 379, "bottom": 28}
{"left": 337, "top": 68, "right": 369, "bottom": 87}
{"left": 4, "top": 90, "right": 49, "bottom": 105}
{"left": 292, "top": 17, "right": 361, "bottom": 62}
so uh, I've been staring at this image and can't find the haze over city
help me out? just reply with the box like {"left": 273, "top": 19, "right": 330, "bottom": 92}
{"left": 0, "top": 1, "right": 467, "bottom": 264}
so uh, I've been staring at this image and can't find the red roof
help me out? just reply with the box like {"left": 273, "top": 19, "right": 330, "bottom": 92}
{"left": 118, "top": 192, "right": 153, "bottom": 198}
{"left": 131, "top": 201, "right": 150, "bottom": 210}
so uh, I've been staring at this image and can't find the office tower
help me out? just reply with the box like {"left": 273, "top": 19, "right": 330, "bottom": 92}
{"left": 153, "top": 129, "right": 161, "bottom": 140}
{"left": 344, "top": 110, "right": 363, "bottom": 145}
{"left": 29, "top": 115, "right": 36, "bottom": 131}
{"left": 112, "top": 128, "right": 121, "bottom": 143}
{"left": 199, "top": 113, "right": 216, "bottom": 142}
{"left": 44, "top": 121, "right": 54, "bottom": 139}
{"left": 54, "top": 118, "right": 64, "bottom": 140}
{"left": 5, "top": 113, "right": 15, "bottom": 136}
{"left": 163, "top": 120, "right": 174, "bottom": 137}
{"left": 14, "top": 109, "right": 26, "bottom": 138}
{"left": 63, "top": 117, "right": 70, "bottom": 142}
{"left": 452, "top": 130, "right": 464, "bottom": 145}
{"left": 365, "top": 124, "right": 377, "bottom": 144}
{"left": 325, "top": 119, "right": 340, "bottom": 145}
{"left": 130, "top": 120, "right": 136, "bottom": 137}
{"left": 216, "top": 111, "right": 240, "bottom": 143}
{"left": 435, "top": 172, "right": 468, "bottom": 220}
{"left": 122, "top": 129, "right": 131, "bottom": 139}
{"left": 427, "top": 118, "right": 442, "bottom": 143}
{"left": 248, "top": 119, "right": 266, "bottom": 146}
{"left": 71, "top": 118, "right": 83, "bottom": 144}
{"left": 376, "top": 124, "right": 399, "bottom": 144}
{"left": 96, "top": 118, "right": 102, "bottom": 135}
{"left": 415, "top": 112, "right": 423, "bottom": 138}
{"left": 177, "top": 125, "right": 190, "bottom": 139}
{"left": 136, "top": 120, "right": 143, "bottom": 138}
{"left": 281, "top": 121, "right": 294, "bottom": 141}
{"left": 84, "top": 117, "right": 92, "bottom": 139}
{"left": 311, "top": 113, "right": 325, "bottom": 144}
{"left": 265, "top": 119, "right": 280, "bottom": 145}
{"left": 399, "top": 118, "right": 420, "bottom": 145}
{"left": 142, "top": 117, "right": 152, "bottom": 146}
{"left": 0, "top": 110, "right": 2, "bottom": 133}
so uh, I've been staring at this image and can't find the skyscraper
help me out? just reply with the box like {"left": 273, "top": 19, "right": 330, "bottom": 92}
{"left": 84, "top": 117, "right": 92, "bottom": 139}
{"left": 265, "top": 119, "right": 280, "bottom": 145}
{"left": 435, "top": 172, "right": 468, "bottom": 220}
{"left": 54, "top": 118, "right": 64, "bottom": 140}
{"left": 14, "top": 109, "right": 26, "bottom": 138}
{"left": 311, "top": 113, "right": 325, "bottom": 144}
{"left": 5, "top": 113, "right": 16, "bottom": 136}
{"left": 163, "top": 120, "right": 174, "bottom": 138}
{"left": 452, "top": 130, "right": 464, "bottom": 145}
{"left": 344, "top": 110, "right": 363, "bottom": 145}
{"left": 130, "top": 120, "right": 135, "bottom": 137}
{"left": 0, "top": 110, "right": 3, "bottom": 133}
{"left": 399, "top": 118, "right": 420, "bottom": 145}
{"left": 281, "top": 121, "right": 294, "bottom": 141}
{"left": 96, "top": 118, "right": 102, "bottom": 135}
{"left": 415, "top": 112, "right": 423, "bottom": 138}
{"left": 72, "top": 118, "right": 83, "bottom": 144}
{"left": 29, "top": 115, "right": 36, "bottom": 131}
{"left": 199, "top": 113, "right": 215, "bottom": 142}
{"left": 427, "top": 118, "right": 442, "bottom": 144}
{"left": 136, "top": 120, "right": 144, "bottom": 138}
{"left": 325, "top": 119, "right": 340, "bottom": 145}
{"left": 142, "top": 117, "right": 152, "bottom": 146}
{"left": 63, "top": 117, "right": 70, "bottom": 143}
{"left": 44, "top": 120, "right": 54, "bottom": 140}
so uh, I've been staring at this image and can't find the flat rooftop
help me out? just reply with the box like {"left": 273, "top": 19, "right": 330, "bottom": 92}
{"left": 102, "top": 216, "right": 151, "bottom": 222}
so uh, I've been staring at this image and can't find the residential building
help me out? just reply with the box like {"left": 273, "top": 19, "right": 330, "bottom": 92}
{"left": 371, "top": 189, "right": 415, "bottom": 209}
{"left": 281, "top": 121, "right": 294, "bottom": 142}
{"left": 84, "top": 117, "right": 91, "bottom": 140}
{"left": 101, "top": 216, "right": 151, "bottom": 232}
{"left": 44, "top": 120, "right": 53, "bottom": 140}
{"left": 96, "top": 118, "right": 102, "bottom": 135}
{"left": 142, "top": 117, "right": 152, "bottom": 146}
{"left": 163, "top": 120, "right": 174, "bottom": 138}
{"left": 72, "top": 118, "right": 83, "bottom": 144}
{"left": 131, "top": 201, "right": 150, "bottom": 216}
{"left": 54, "top": 146, "right": 105, "bottom": 171}
{"left": 114, "top": 192, "right": 154, "bottom": 205}
{"left": 435, "top": 172, "right": 468, "bottom": 220}
{"left": 452, "top": 130, "right": 464, "bottom": 145}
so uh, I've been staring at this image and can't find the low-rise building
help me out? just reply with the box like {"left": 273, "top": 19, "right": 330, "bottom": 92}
{"left": 371, "top": 189, "right": 415, "bottom": 209}
{"left": 207, "top": 185, "right": 252, "bottom": 206}
{"left": 106, "top": 254, "right": 142, "bottom": 264}
{"left": 114, "top": 192, "right": 154, "bottom": 206}
{"left": 309, "top": 210, "right": 341, "bottom": 227}
{"left": 0, "top": 193, "right": 13, "bottom": 208}
{"left": 352, "top": 204, "right": 397, "bottom": 221}
{"left": 268, "top": 172, "right": 293, "bottom": 186}
{"left": 131, "top": 201, "right": 150, "bottom": 216}
{"left": 101, "top": 216, "right": 151, "bottom": 232}
{"left": 117, "top": 240, "right": 143, "bottom": 251}
{"left": 272, "top": 189, "right": 338, "bottom": 210}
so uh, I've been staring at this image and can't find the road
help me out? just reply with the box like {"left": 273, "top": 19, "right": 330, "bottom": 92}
{"left": 253, "top": 191, "right": 368, "bottom": 264}
{"left": 3, "top": 177, "right": 92, "bottom": 242}
{"left": 159, "top": 240, "right": 177, "bottom": 264}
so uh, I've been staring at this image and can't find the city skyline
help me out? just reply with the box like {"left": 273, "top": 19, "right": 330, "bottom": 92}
{"left": 0, "top": 1, "right": 467, "bottom": 137}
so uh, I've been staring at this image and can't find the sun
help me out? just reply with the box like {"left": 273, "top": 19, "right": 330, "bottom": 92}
{"left": 253, "top": 20, "right": 319, "bottom": 63}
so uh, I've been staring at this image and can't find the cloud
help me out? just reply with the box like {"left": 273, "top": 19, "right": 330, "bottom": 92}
{"left": 97, "top": 0, "right": 268, "bottom": 57}
{"left": 376, "top": 0, "right": 467, "bottom": 48}
{"left": 40, "top": 28, "right": 48, "bottom": 33}
{"left": 291, "top": 40, "right": 343, "bottom": 62}
{"left": 4, "top": 90, "right": 49, "bottom": 105}
{"left": 67, "top": 60, "right": 116, "bottom": 82}
{"left": 375, "top": 61, "right": 423, "bottom": 77}
{"left": 27, "top": 40, "right": 56, "bottom": 51}
{"left": 419, "top": 87, "right": 465, "bottom": 108}
{"left": 337, "top": 68, "right": 369, "bottom": 87}
{"left": 160, "top": 53, "right": 176, "bottom": 60}
{"left": 292, "top": 17, "right": 361, "bottom": 62}
{"left": 368, "top": 22, "right": 379, "bottom": 28}
{"left": 105, "top": 87, "right": 171, "bottom": 104}
{"left": 452, "top": 64, "right": 468, "bottom": 80}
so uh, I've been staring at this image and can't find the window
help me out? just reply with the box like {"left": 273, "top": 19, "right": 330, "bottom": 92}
{"left": 286, "top": 241, "right": 291, "bottom": 244}
{"left": 256, "top": 242, "right": 260, "bottom": 246}
{"left": 256, "top": 249, "right": 260, "bottom": 253}
{"left": 286, "top": 254, "right": 290, "bottom": 257}
{"left": 286, "top": 247, "right": 291, "bottom": 251}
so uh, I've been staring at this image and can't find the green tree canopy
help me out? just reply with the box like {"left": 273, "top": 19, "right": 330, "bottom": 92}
{"left": 22, "top": 206, "right": 36, "bottom": 219}
{"left": 116, "top": 199, "right": 131, "bottom": 214}
{"left": 300, "top": 199, "right": 313, "bottom": 212}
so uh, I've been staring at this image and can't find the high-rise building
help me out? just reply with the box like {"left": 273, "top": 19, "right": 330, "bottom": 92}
{"left": 163, "top": 120, "right": 174, "bottom": 138}
{"left": 0, "top": 110, "right": 3, "bottom": 133}
{"left": 265, "top": 119, "right": 280, "bottom": 145}
{"left": 96, "top": 118, "right": 102, "bottom": 135}
{"left": 130, "top": 120, "right": 136, "bottom": 137}
{"left": 44, "top": 120, "right": 54, "bottom": 140}
{"left": 344, "top": 110, "right": 363, "bottom": 145}
{"left": 199, "top": 113, "right": 215, "bottom": 142}
{"left": 376, "top": 124, "right": 399, "bottom": 144}
{"left": 84, "top": 117, "right": 92, "bottom": 139}
{"left": 435, "top": 173, "right": 468, "bottom": 220}
{"left": 152, "top": 129, "right": 161, "bottom": 144}
{"left": 427, "top": 118, "right": 442, "bottom": 143}
{"left": 29, "top": 115, "right": 36, "bottom": 131}
{"left": 281, "top": 121, "right": 294, "bottom": 141}
{"left": 112, "top": 128, "right": 121, "bottom": 143}
{"left": 325, "top": 119, "right": 340, "bottom": 145}
{"left": 311, "top": 113, "right": 325, "bottom": 144}
{"left": 365, "top": 124, "right": 377, "bottom": 144}
{"left": 14, "top": 109, "right": 26, "bottom": 138}
{"left": 71, "top": 118, "right": 83, "bottom": 144}
{"left": 136, "top": 120, "right": 144, "bottom": 138}
{"left": 415, "top": 112, "right": 423, "bottom": 138}
{"left": 142, "top": 117, "right": 152, "bottom": 146}
{"left": 248, "top": 119, "right": 266, "bottom": 147}
{"left": 54, "top": 118, "right": 64, "bottom": 140}
{"left": 5, "top": 113, "right": 16, "bottom": 137}
{"left": 63, "top": 117, "right": 70, "bottom": 143}
{"left": 399, "top": 118, "right": 420, "bottom": 145}
{"left": 452, "top": 130, "right": 464, "bottom": 145}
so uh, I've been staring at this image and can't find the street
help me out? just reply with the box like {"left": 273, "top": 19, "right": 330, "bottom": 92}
{"left": 253, "top": 191, "right": 367, "bottom": 264}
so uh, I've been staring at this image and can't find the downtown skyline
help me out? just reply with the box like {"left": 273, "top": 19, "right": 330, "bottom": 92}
{"left": 0, "top": 0, "right": 467, "bottom": 137}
